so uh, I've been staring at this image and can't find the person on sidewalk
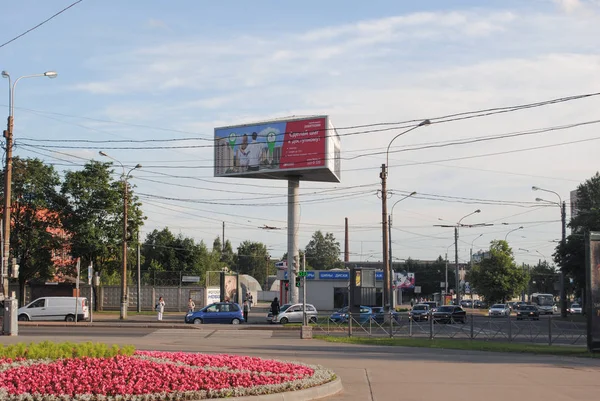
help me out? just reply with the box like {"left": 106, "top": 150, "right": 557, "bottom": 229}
{"left": 156, "top": 297, "right": 165, "bottom": 321}
{"left": 243, "top": 299, "right": 250, "bottom": 322}
{"left": 248, "top": 293, "right": 253, "bottom": 310}
{"left": 188, "top": 298, "right": 195, "bottom": 313}
{"left": 270, "top": 297, "right": 280, "bottom": 322}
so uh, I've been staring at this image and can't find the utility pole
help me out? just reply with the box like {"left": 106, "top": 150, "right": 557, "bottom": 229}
{"left": 137, "top": 230, "right": 141, "bottom": 313}
{"left": 380, "top": 164, "right": 390, "bottom": 311}
{"left": 344, "top": 218, "right": 349, "bottom": 262}
{"left": 445, "top": 253, "right": 448, "bottom": 295}
{"left": 455, "top": 227, "right": 460, "bottom": 305}
{"left": 560, "top": 201, "right": 567, "bottom": 318}
{"left": 2, "top": 115, "right": 13, "bottom": 299}
{"left": 222, "top": 222, "right": 225, "bottom": 253}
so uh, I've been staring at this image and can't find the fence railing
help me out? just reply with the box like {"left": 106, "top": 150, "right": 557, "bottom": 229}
{"left": 304, "top": 312, "right": 586, "bottom": 346}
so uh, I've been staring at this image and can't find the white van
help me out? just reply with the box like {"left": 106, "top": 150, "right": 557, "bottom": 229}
{"left": 18, "top": 297, "right": 89, "bottom": 322}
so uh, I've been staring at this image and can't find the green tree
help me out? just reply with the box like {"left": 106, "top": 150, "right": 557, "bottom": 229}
{"left": 466, "top": 240, "right": 528, "bottom": 303}
{"left": 529, "top": 260, "right": 558, "bottom": 295}
{"left": 60, "top": 161, "right": 145, "bottom": 278}
{"left": 237, "top": 241, "right": 270, "bottom": 287}
{"left": 554, "top": 172, "right": 600, "bottom": 293}
{"left": 304, "top": 231, "right": 342, "bottom": 270}
{"left": 3, "top": 158, "right": 66, "bottom": 304}
{"left": 212, "top": 236, "right": 236, "bottom": 269}
{"left": 142, "top": 228, "right": 211, "bottom": 284}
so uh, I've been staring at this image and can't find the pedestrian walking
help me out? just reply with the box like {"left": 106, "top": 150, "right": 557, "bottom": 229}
{"left": 243, "top": 299, "right": 249, "bottom": 322}
{"left": 270, "top": 297, "right": 280, "bottom": 322}
{"left": 187, "top": 298, "right": 195, "bottom": 313}
{"left": 248, "top": 292, "right": 253, "bottom": 310}
{"left": 156, "top": 297, "right": 165, "bottom": 321}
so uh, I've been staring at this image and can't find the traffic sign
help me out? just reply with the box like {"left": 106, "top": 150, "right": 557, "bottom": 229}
{"left": 298, "top": 271, "right": 308, "bottom": 277}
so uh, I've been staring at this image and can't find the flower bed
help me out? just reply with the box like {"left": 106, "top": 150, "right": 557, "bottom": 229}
{"left": 0, "top": 351, "right": 336, "bottom": 400}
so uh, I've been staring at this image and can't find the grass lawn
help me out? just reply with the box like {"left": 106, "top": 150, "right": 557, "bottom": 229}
{"left": 314, "top": 335, "right": 599, "bottom": 358}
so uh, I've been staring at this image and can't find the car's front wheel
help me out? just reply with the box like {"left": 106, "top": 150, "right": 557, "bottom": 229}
{"left": 280, "top": 317, "right": 289, "bottom": 324}
{"left": 65, "top": 314, "right": 76, "bottom": 322}
{"left": 309, "top": 316, "right": 317, "bottom": 324}
{"left": 193, "top": 318, "right": 202, "bottom": 324}
{"left": 231, "top": 318, "right": 240, "bottom": 325}
{"left": 18, "top": 314, "right": 29, "bottom": 322}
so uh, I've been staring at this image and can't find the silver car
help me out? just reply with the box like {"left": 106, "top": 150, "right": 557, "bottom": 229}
{"left": 488, "top": 303, "right": 510, "bottom": 317}
{"left": 273, "top": 303, "right": 318, "bottom": 324}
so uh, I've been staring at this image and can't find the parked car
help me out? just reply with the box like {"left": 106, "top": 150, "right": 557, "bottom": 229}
{"left": 422, "top": 301, "right": 438, "bottom": 311}
{"left": 473, "top": 300, "right": 488, "bottom": 309}
{"left": 516, "top": 305, "right": 540, "bottom": 320}
{"left": 568, "top": 303, "right": 583, "bottom": 314}
{"left": 513, "top": 301, "right": 527, "bottom": 310}
{"left": 17, "top": 297, "right": 89, "bottom": 322}
{"left": 273, "top": 303, "right": 318, "bottom": 324}
{"left": 460, "top": 300, "right": 473, "bottom": 308}
{"left": 371, "top": 307, "right": 402, "bottom": 324}
{"left": 432, "top": 305, "right": 466, "bottom": 324}
{"left": 266, "top": 303, "right": 291, "bottom": 322}
{"left": 488, "top": 304, "right": 511, "bottom": 317}
{"left": 329, "top": 306, "right": 373, "bottom": 324}
{"left": 507, "top": 301, "right": 516, "bottom": 310}
{"left": 185, "top": 302, "right": 244, "bottom": 324}
{"left": 409, "top": 304, "right": 430, "bottom": 321}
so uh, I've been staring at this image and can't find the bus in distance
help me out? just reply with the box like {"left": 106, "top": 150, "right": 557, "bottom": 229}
{"left": 531, "top": 293, "right": 555, "bottom": 314}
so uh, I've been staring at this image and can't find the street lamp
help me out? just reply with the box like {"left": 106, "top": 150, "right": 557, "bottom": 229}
{"left": 380, "top": 119, "right": 430, "bottom": 311}
{"left": 532, "top": 185, "right": 567, "bottom": 317}
{"left": 505, "top": 226, "right": 524, "bottom": 241}
{"left": 436, "top": 209, "right": 483, "bottom": 305}
{"left": 2, "top": 70, "right": 57, "bottom": 302}
{"left": 388, "top": 191, "right": 416, "bottom": 308}
{"left": 99, "top": 151, "right": 141, "bottom": 320}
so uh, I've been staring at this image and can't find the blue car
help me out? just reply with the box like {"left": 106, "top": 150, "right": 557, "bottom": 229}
{"left": 329, "top": 306, "right": 374, "bottom": 324}
{"left": 185, "top": 302, "right": 245, "bottom": 325}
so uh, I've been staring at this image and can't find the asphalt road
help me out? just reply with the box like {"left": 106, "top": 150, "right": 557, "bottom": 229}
{"left": 5, "top": 325, "right": 600, "bottom": 401}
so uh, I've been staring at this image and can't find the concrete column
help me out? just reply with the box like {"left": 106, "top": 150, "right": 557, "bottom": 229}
{"left": 287, "top": 177, "right": 300, "bottom": 304}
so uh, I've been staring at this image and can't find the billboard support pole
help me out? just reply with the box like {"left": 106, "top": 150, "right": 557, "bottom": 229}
{"left": 287, "top": 177, "right": 300, "bottom": 304}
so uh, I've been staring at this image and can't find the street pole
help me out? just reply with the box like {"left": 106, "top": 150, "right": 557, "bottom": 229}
{"left": 445, "top": 252, "right": 448, "bottom": 295}
{"left": 380, "top": 163, "right": 390, "bottom": 311}
{"left": 137, "top": 230, "right": 141, "bottom": 313}
{"left": 2, "top": 70, "right": 57, "bottom": 302}
{"left": 388, "top": 213, "right": 393, "bottom": 309}
{"left": 455, "top": 227, "right": 460, "bottom": 305}
{"left": 302, "top": 253, "right": 307, "bottom": 326}
{"left": 99, "top": 152, "right": 141, "bottom": 320}
{"left": 560, "top": 201, "right": 567, "bottom": 317}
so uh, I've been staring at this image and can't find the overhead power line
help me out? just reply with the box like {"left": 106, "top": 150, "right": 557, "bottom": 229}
{"left": 0, "top": 0, "right": 84, "bottom": 49}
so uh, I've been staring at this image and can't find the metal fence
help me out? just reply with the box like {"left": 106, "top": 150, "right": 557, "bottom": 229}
{"left": 307, "top": 312, "right": 586, "bottom": 346}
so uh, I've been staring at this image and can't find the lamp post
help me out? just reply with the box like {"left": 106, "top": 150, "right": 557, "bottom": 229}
{"left": 388, "top": 191, "right": 416, "bottom": 308}
{"left": 445, "top": 242, "right": 454, "bottom": 296}
{"left": 380, "top": 119, "right": 430, "bottom": 311}
{"left": 99, "top": 151, "right": 141, "bottom": 320}
{"left": 504, "top": 226, "right": 524, "bottom": 241}
{"left": 533, "top": 185, "right": 567, "bottom": 317}
{"left": 1, "top": 70, "right": 57, "bottom": 299}
{"left": 436, "top": 209, "right": 482, "bottom": 305}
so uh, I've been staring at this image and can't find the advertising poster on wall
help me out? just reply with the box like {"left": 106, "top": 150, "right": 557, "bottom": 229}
{"left": 393, "top": 272, "right": 415, "bottom": 289}
{"left": 214, "top": 116, "right": 340, "bottom": 182}
{"left": 587, "top": 232, "right": 600, "bottom": 352}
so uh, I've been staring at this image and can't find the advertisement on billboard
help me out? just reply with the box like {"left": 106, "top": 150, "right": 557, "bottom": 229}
{"left": 587, "top": 232, "right": 600, "bottom": 352}
{"left": 393, "top": 272, "right": 415, "bottom": 289}
{"left": 214, "top": 116, "right": 340, "bottom": 182}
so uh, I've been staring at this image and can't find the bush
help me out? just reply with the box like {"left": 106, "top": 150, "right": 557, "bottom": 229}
{"left": 0, "top": 341, "right": 135, "bottom": 360}
{"left": 395, "top": 307, "right": 410, "bottom": 312}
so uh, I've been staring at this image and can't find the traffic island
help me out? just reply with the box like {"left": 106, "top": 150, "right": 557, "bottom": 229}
{"left": 0, "top": 342, "right": 341, "bottom": 400}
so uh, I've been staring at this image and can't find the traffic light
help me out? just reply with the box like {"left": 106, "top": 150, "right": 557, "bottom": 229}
{"left": 284, "top": 282, "right": 289, "bottom": 291}
{"left": 295, "top": 276, "right": 301, "bottom": 287}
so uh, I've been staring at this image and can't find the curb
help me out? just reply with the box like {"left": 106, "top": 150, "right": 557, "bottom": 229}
{"left": 17, "top": 322, "right": 303, "bottom": 331}
{"left": 221, "top": 377, "right": 342, "bottom": 401}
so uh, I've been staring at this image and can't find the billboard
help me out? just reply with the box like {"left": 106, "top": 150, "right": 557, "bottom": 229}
{"left": 214, "top": 116, "right": 341, "bottom": 182}
{"left": 586, "top": 232, "right": 600, "bottom": 352}
{"left": 393, "top": 272, "right": 415, "bottom": 289}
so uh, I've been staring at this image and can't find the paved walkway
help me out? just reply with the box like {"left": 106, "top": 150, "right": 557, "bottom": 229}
{"left": 4, "top": 326, "right": 600, "bottom": 401}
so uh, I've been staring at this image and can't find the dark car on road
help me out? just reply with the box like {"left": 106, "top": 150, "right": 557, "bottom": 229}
{"left": 473, "top": 300, "right": 488, "bottom": 309}
{"left": 185, "top": 302, "right": 245, "bottom": 325}
{"left": 409, "top": 304, "right": 430, "bottom": 321}
{"left": 432, "top": 305, "right": 467, "bottom": 324}
{"left": 515, "top": 305, "right": 540, "bottom": 320}
{"left": 371, "top": 307, "right": 401, "bottom": 324}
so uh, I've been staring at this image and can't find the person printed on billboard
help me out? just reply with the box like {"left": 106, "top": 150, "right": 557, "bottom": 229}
{"left": 236, "top": 134, "right": 249, "bottom": 172}
{"left": 247, "top": 132, "right": 264, "bottom": 171}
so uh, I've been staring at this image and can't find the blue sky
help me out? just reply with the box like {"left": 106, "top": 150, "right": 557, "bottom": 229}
{"left": 2, "top": 0, "right": 599, "bottom": 270}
